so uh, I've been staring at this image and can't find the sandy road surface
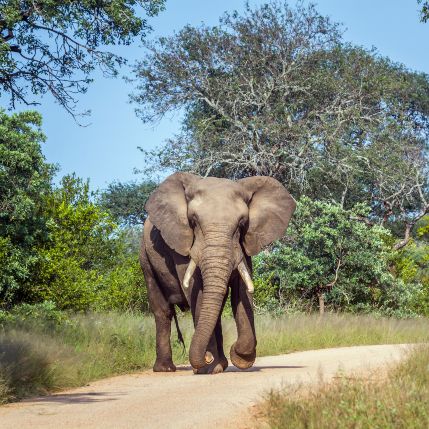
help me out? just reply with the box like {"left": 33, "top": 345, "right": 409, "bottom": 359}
{"left": 0, "top": 344, "right": 410, "bottom": 429}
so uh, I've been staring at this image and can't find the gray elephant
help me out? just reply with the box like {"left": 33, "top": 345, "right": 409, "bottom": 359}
{"left": 140, "top": 173, "right": 295, "bottom": 374}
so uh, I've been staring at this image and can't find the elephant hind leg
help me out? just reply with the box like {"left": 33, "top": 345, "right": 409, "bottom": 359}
{"left": 140, "top": 249, "right": 176, "bottom": 372}
{"left": 214, "top": 315, "right": 228, "bottom": 371}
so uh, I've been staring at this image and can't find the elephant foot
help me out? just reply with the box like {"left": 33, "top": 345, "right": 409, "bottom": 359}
{"left": 219, "top": 356, "right": 229, "bottom": 371}
{"left": 153, "top": 359, "right": 176, "bottom": 372}
{"left": 192, "top": 356, "right": 228, "bottom": 375}
{"left": 230, "top": 343, "right": 256, "bottom": 370}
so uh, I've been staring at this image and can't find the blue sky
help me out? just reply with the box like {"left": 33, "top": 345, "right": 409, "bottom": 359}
{"left": 1, "top": 0, "right": 429, "bottom": 191}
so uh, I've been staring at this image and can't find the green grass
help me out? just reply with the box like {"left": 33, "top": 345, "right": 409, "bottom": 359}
{"left": 1, "top": 311, "right": 429, "bottom": 404}
{"left": 253, "top": 313, "right": 429, "bottom": 356}
{"left": 262, "top": 344, "right": 429, "bottom": 429}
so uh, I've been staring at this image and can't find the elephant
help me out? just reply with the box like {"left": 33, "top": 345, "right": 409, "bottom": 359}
{"left": 140, "top": 173, "right": 296, "bottom": 374}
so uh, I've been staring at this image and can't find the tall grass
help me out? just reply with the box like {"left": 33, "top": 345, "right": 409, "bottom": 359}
{"left": 253, "top": 313, "right": 429, "bottom": 356}
{"left": 1, "top": 311, "right": 429, "bottom": 404}
{"left": 0, "top": 312, "right": 168, "bottom": 403}
{"left": 263, "top": 344, "right": 429, "bottom": 429}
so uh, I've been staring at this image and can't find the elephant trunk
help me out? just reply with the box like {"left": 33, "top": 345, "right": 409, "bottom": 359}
{"left": 189, "top": 225, "right": 233, "bottom": 369}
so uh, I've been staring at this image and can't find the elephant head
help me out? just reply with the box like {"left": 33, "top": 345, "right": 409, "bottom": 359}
{"left": 145, "top": 173, "right": 296, "bottom": 369}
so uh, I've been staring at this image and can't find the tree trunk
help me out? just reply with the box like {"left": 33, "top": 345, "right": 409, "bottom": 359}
{"left": 318, "top": 291, "right": 325, "bottom": 315}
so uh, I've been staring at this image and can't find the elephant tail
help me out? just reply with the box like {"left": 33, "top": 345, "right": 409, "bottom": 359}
{"left": 173, "top": 307, "right": 186, "bottom": 353}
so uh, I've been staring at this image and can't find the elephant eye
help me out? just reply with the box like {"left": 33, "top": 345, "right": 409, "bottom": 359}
{"left": 188, "top": 213, "right": 198, "bottom": 226}
{"left": 238, "top": 217, "right": 248, "bottom": 230}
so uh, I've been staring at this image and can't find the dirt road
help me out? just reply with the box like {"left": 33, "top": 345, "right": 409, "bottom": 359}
{"left": 0, "top": 344, "right": 410, "bottom": 429}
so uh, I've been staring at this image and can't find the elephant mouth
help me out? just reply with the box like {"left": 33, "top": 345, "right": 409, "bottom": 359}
{"left": 182, "top": 258, "right": 254, "bottom": 293}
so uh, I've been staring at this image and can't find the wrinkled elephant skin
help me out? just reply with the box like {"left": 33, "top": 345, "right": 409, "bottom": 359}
{"left": 140, "top": 174, "right": 296, "bottom": 373}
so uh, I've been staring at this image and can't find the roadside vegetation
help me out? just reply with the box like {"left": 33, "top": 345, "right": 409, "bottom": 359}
{"left": 1, "top": 0, "right": 429, "bottom": 410}
{"left": 1, "top": 304, "right": 428, "bottom": 404}
{"left": 262, "top": 344, "right": 429, "bottom": 429}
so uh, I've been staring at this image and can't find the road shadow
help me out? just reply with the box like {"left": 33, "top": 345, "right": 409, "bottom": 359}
{"left": 226, "top": 365, "right": 306, "bottom": 373}
{"left": 177, "top": 364, "right": 306, "bottom": 373}
{"left": 27, "top": 391, "right": 123, "bottom": 405}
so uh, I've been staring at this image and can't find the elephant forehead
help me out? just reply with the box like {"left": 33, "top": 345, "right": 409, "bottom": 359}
{"left": 188, "top": 177, "right": 247, "bottom": 198}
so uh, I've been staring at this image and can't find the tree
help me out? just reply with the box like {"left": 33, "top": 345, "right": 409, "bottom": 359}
{"left": 0, "top": 0, "right": 165, "bottom": 115}
{"left": 0, "top": 109, "right": 54, "bottom": 306}
{"left": 393, "top": 216, "right": 429, "bottom": 315}
{"left": 131, "top": 1, "right": 429, "bottom": 245}
{"left": 419, "top": 0, "right": 429, "bottom": 22}
{"left": 33, "top": 174, "right": 147, "bottom": 311}
{"left": 100, "top": 180, "right": 156, "bottom": 226}
{"left": 253, "top": 197, "right": 417, "bottom": 315}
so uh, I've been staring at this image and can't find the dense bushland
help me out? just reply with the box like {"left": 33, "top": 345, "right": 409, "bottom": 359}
{"left": 0, "top": 110, "right": 146, "bottom": 311}
{"left": 2, "top": 2, "right": 429, "bottom": 316}
{"left": 253, "top": 198, "right": 425, "bottom": 317}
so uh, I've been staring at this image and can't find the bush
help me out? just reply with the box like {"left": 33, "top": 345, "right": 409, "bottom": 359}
{"left": 253, "top": 197, "right": 418, "bottom": 316}
{"left": 31, "top": 175, "right": 148, "bottom": 312}
{"left": 0, "top": 110, "right": 54, "bottom": 306}
{"left": 393, "top": 218, "right": 429, "bottom": 316}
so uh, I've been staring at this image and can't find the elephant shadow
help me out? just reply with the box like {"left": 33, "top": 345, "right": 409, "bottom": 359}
{"left": 177, "top": 365, "right": 306, "bottom": 373}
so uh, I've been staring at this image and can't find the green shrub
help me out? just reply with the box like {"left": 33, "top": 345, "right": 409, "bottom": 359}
{"left": 0, "top": 110, "right": 54, "bottom": 306}
{"left": 31, "top": 175, "right": 148, "bottom": 312}
{"left": 393, "top": 218, "right": 429, "bottom": 316}
{"left": 253, "top": 197, "right": 418, "bottom": 316}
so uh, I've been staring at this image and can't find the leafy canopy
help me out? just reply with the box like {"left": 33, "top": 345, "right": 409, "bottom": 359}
{"left": 254, "top": 197, "right": 419, "bottom": 317}
{"left": 0, "top": 0, "right": 165, "bottom": 115}
{"left": 131, "top": 1, "right": 429, "bottom": 239}
{"left": 32, "top": 174, "right": 147, "bottom": 311}
{"left": 100, "top": 180, "right": 156, "bottom": 226}
{"left": 419, "top": 0, "right": 429, "bottom": 22}
{"left": 0, "top": 109, "right": 54, "bottom": 305}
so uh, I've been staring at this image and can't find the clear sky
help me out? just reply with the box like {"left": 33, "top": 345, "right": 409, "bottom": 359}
{"left": 2, "top": 0, "right": 429, "bottom": 191}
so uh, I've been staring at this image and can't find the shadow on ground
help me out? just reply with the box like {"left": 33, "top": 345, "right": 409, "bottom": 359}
{"left": 23, "top": 392, "right": 122, "bottom": 405}
{"left": 177, "top": 365, "right": 307, "bottom": 373}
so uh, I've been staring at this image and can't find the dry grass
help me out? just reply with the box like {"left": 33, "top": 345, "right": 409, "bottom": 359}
{"left": 252, "top": 313, "right": 429, "bottom": 356}
{"left": 262, "top": 344, "right": 429, "bottom": 428}
{"left": 1, "top": 312, "right": 428, "bottom": 404}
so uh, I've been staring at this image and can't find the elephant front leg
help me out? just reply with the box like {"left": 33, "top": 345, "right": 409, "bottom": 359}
{"left": 230, "top": 275, "right": 257, "bottom": 369}
{"left": 190, "top": 285, "right": 228, "bottom": 374}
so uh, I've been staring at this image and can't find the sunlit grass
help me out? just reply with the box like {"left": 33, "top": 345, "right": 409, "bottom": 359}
{"left": 262, "top": 344, "right": 429, "bottom": 429}
{"left": 252, "top": 313, "right": 429, "bottom": 356}
{"left": 1, "top": 312, "right": 428, "bottom": 404}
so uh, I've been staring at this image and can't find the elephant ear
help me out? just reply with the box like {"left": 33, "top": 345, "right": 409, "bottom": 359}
{"left": 145, "top": 172, "right": 200, "bottom": 256}
{"left": 239, "top": 176, "right": 296, "bottom": 256}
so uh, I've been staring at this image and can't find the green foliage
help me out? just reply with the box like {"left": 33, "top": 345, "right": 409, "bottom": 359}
{"left": 393, "top": 218, "right": 429, "bottom": 315}
{"left": 100, "top": 180, "right": 157, "bottom": 226}
{"left": 0, "top": 110, "right": 54, "bottom": 306}
{"left": 0, "top": 0, "right": 165, "bottom": 113}
{"left": 264, "top": 344, "right": 429, "bottom": 429}
{"left": 132, "top": 1, "right": 429, "bottom": 236}
{"left": 0, "top": 108, "right": 147, "bottom": 311}
{"left": 419, "top": 0, "right": 429, "bottom": 22}
{"left": 254, "top": 197, "right": 418, "bottom": 316}
{"left": 32, "top": 174, "right": 147, "bottom": 311}
{"left": 1, "top": 301, "right": 68, "bottom": 327}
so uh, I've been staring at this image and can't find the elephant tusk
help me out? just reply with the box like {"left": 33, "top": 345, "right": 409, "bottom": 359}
{"left": 238, "top": 260, "right": 254, "bottom": 294}
{"left": 205, "top": 351, "right": 214, "bottom": 365}
{"left": 183, "top": 259, "right": 197, "bottom": 289}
